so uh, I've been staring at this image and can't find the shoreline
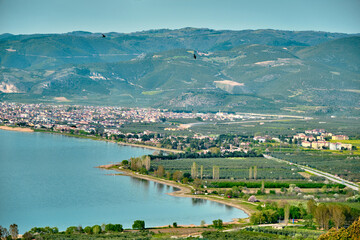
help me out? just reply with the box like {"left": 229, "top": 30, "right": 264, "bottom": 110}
{"left": 99, "top": 166, "right": 254, "bottom": 221}
{"left": 36, "top": 129, "right": 183, "bottom": 153}
{"left": 0, "top": 125, "right": 182, "bottom": 153}
{"left": 0, "top": 125, "right": 34, "bottom": 132}
{"left": 117, "top": 141, "right": 183, "bottom": 153}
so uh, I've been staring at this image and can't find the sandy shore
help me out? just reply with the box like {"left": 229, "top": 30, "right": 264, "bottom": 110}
{"left": 98, "top": 166, "right": 254, "bottom": 220}
{"left": 0, "top": 126, "right": 34, "bottom": 132}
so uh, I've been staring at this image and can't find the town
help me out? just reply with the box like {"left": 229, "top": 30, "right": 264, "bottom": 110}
{"left": 0, "top": 102, "right": 352, "bottom": 154}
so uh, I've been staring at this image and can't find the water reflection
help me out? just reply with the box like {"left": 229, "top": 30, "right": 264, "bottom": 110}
{"left": 153, "top": 182, "right": 165, "bottom": 193}
{"left": 192, "top": 198, "right": 207, "bottom": 206}
{"left": 129, "top": 176, "right": 150, "bottom": 190}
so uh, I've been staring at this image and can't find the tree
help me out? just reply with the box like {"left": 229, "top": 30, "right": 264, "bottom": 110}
{"left": 121, "top": 160, "right": 129, "bottom": 166}
{"left": 9, "top": 224, "right": 18, "bottom": 239}
{"left": 194, "top": 178, "right": 202, "bottom": 188}
{"left": 0, "top": 226, "right": 7, "bottom": 239}
{"left": 92, "top": 225, "right": 102, "bottom": 234}
{"left": 66, "top": 226, "right": 78, "bottom": 234}
{"left": 173, "top": 170, "right": 183, "bottom": 181}
{"left": 284, "top": 204, "right": 290, "bottom": 226}
{"left": 249, "top": 166, "right": 253, "bottom": 179}
{"left": 142, "top": 155, "right": 151, "bottom": 171}
{"left": 22, "top": 232, "right": 33, "bottom": 240}
{"left": 84, "top": 226, "right": 92, "bottom": 234}
{"left": 173, "top": 222, "right": 177, "bottom": 228}
{"left": 307, "top": 199, "right": 317, "bottom": 215}
{"left": 191, "top": 162, "right": 198, "bottom": 179}
{"left": 331, "top": 205, "right": 346, "bottom": 229}
{"left": 132, "top": 220, "right": 145, "bottom": 230}
{"left": 315, "top": 203, "right": 330, "bottom": 230}
{"left": 105, "top": 223, "right": 123, "bottom": 232}
{"left": 155, "top": 165, "right": 165, "bottom": 177}
{"left": 260, "top": 180, "right": 265, "bottom": 194}
{"left": 213, "top": 166, "right": 219, "bottom": 180}
{"left": 209, "top": 147, "right": 220, "bottom": 155}
{"left": 200, "top": 165, "right": 203, "bottom": 180}
{"left": 212, "top": 219, "right": 223, "bottom": 229}
{"left": 254, "top": 166, "right": 257, "bottom": 180}
{"left": 318, "top": 217, "right": 360, "bottom": 240}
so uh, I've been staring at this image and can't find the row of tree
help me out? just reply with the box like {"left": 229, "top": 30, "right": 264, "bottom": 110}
{"left": 307, "top": 199, "right": 360, "bottom": 230}
{"left": 0, "top": 224, "right": 18, "bottom": 240}
{"left": 149, "top": 150, "right": 263, "bottom": 160}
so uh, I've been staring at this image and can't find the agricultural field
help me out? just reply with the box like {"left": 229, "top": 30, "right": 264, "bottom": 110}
{"left": 271, "top": 152, "right": 360, "bottom": 182}
{"left": 151, "top": 157, "right": 306, "bottom": 180}
{"left": 191, "top": 117, "right": 360, "bottom": 137}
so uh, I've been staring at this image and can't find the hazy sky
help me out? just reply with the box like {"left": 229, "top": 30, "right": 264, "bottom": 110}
{"left": 0, "top": 0, "right": 359, "bottom": 34}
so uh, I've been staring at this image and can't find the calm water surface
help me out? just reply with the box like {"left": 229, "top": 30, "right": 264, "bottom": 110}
{"left": 0, "top": 130, "right": 247, "bottom": 233}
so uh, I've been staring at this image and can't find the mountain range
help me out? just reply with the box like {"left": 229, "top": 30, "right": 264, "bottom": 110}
{"left": 0, "top": 28, "right": 359, "bottom": 115}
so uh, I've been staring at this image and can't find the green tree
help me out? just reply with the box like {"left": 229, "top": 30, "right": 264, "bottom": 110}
{"left": 92, "top": 225, "right": 102, "bottom": 234}
{"left": 22, "top": 232, "right": 33, "bottom": 240}
{"left": 66, "top": 226, "right": 78, "bottom": 234}
{"left": 213, "top": 166, "right": 219, "bottom": 180}
{"left": 132, "top": 220, "right": 145, "bottom": 230}
{"left": 315, "top": 203, "right": 330, "bottom": 230}
{"left": 193, "top": 178, "right": 202, "bottom": 188}
{"left": 212, "top": 219, "right": 223, "bottom": 229}
{"left": 284, "top": 204, "right": 290, "bottom": 225}
{"left": 307, "top": 199, "right": 317, "bottom": 215}
{"left": 105, "top": 223, "right": 123, "bottom": 232}
{"left": 84, "top": 226, "right": 92, "bottom": 234}
{"left": 318, "top": 217, "right": 360, "bottom": 240}
{"left": 155, "top": 165, "right": 165, "bottom": 177}
{"left": 173, "top": 170, "right": 183, "bottom": 181}
{"left": 330, "top": 205, "right": 346, "bottom": 229}
{"left": 191, "top": 162, "right": 198, "bottom": 179}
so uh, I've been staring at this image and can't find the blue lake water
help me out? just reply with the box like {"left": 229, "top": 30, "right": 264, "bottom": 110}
{"left": 0, "top": 130, "right": 247, "bottom": 233}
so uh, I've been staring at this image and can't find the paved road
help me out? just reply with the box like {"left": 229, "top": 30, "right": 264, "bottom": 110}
{"left": 264, "top": 154, "right": 359, "bottom": 191}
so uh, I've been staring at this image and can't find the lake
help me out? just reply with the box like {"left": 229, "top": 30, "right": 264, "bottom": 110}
{"left": 0, "top": 130, "right": 247, "bottom": 233}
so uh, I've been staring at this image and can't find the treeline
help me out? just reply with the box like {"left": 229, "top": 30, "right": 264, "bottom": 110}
{"left": 318, "top": 217, "right": 360, "bottom": 239}
{"left": 149, "top": 150, "right": 263, "bottom": 160}
{"left": 245, "top": 227, "right": 323, "bottom": 239}
{"left": 21, "top": 221, "right": 149, "bottom": 239}
{"left": 209, "top": 181, "right": 346, "bottom": 189}
{"left": 250, "top": 200, "right": 360, "bottom": 230}
{"left": 307, "top": 200, "right": 360, "bottom": 230}
{"left": 250, "top": 201, "right": 307, "bottom": 225}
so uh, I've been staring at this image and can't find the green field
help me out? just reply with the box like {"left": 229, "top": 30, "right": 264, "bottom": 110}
{"left": 151, "top": 157, "right": 306, "bottom": 180}
{"left": 271, "top": 152, "right": 360, "bottom": 182}
{"left": 191, "top": 117, "right": 360, "bottom": 138}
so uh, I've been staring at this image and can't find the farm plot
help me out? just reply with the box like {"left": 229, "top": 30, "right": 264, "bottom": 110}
{"left": 151, "top": 157, "right": 306, "bottom": 180}
{"left": 271, "top": 152, "right": 360, "bottom": 182}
